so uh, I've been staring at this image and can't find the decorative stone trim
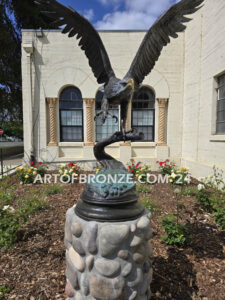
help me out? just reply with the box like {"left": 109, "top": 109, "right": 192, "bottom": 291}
{"left": 157, "top": 98, "right": 168, "bottom": 146}
{"left": 46, "top": 97, "right": 58, "bottom": 146}
{"left": 84, "top": 98, "right": 95, "bottom": 146}
{"left": 65, "top": 207, "right": 153, "bottom": 299}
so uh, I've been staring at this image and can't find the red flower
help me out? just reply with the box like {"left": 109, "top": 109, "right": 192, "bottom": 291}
{"left": 128, "top": 166, "right": 131, "bottom": 169}
{"left": 135, "top": 164, "right": 139, "bottom": 168}
{"left": 38, "top": 162, "right": 42, "bottom": 165}
{"left": 73, "top": 170, "right": 76, "bottom": 173}
{"left": 131, "top": 169, "right": 134, "bottom": 172}
{"left": 169, "top": 166, "right": 171, "bottom": 168}
{"left": 30, "top": 161, "right": 34, "bottom": 165}
{"left": 132, "top": 163, "right": 134, "bottom": 166}
{"left": 33, "top": 166, "right": 36, "bottom": 168}
{"left": 159, "top": 162, "right": 163, "bottom": 166}
{"left": 68, "top": 162, "right": 74, "bottom": 167}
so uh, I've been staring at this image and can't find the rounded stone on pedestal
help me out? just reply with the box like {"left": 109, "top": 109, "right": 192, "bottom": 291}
{"left": 65, "top": 281, "right": 74, "bottom": 297}
{"left": 129, "top": 291, "right": 137, "bottom": 300}
{"left": 71, "top": 221, "right": 83, "bottom": 237}
{"left": 122, "top": 262, "right": 132, "bottom": 277}
{"left": 95, "top": 258, "right": 121, "bottom": 277}
{"left": 72, "top": 239, "right": 85, "bottom": 256}
{"left": 86, "top": 255, "right": 94, "bottom": 271}
{"left": 80, "top": 273, "right": 89, "bottom": 296}
{"left": 130, "top": 235, "right": 142, "bottom": 247}
{"left": 75, "top": 291, "right": 83, "bottom": 300}
{"left": 137, "top": 216, "right": 150, "bottom": 230}
{"left": 118, "top": 250, "right": 129, "bottom": 260}
{"left": 99, "top": 224, "right": 129, "bottom": 257}
{"left": 68, "top": 247, "right": 85, "bottom": 272}
{"left": 90, "top": 275, "right": 125, "bottom": 300}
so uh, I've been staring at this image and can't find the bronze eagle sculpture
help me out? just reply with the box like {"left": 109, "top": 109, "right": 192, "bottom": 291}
{"left": 35, "top": 0, "right": 204, "bottom": 139}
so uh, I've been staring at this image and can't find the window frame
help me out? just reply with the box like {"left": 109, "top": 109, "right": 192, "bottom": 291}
{"left": 216, "top": 73, "right": 225, "bottom": 134}
{"left": 59, "top": 87, "right": 84, "bottom": 142}
{"left": 131, "top": 86, "right": 155, "bottom": 142}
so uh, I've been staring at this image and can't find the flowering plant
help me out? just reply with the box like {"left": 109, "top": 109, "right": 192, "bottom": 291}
{"left": 17, "top": 164, "right": 38, "bottom": 184}
{"left": 58, "top": 162, "right": 80, "bottom": 182}
{"left": 157, "top": 159, "right": 176, "bottom": 175}
{"left": 168, "top": 167, "right": 191, "bottom": 185}
{"left": 30, "top": 161, "right": 47, "bottom": 177}
{"left": 127, "top": 162, "right": 152, "bottom": 183}
{"left": 127, "top": 162, "right": 142, "bottom": 176}
{"left": 135, "top": 164, "right": 152, "bottom": 183}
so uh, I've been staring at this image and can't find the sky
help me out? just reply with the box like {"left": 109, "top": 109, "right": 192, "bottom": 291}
{"left": 59, "top": 0, "right": 179, "bottom": 30}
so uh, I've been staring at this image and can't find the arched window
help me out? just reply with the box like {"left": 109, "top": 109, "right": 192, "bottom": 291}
{"left": 59, "top": 86, "right": 83, "bottom": 142}
{"left": 95, "top": 91, "right": 119, "bottom": 142}
{"left": 132, "top": 87, "right": 155, "bottom": 141}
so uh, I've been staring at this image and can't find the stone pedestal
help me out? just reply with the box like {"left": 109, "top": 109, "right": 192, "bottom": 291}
{"left": 65, "top": 207, "right": 153, "bottom": 300}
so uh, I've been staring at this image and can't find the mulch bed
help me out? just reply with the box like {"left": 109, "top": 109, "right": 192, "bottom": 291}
{"left": 0, "top": 175, "right": 224, "bottom": 300}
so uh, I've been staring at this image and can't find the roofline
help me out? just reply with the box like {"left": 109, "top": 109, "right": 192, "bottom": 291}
{"left": 21, "top": 29, "right": 148, "bottom": 33}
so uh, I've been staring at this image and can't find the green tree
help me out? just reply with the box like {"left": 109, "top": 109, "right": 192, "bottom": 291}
{"left": 0, "top": 0, "right": 57, "bottom": 123}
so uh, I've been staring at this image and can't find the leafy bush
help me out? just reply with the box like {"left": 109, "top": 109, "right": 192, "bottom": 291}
{"left": 58, "top": 162, "right": 80, "bottom": 182}
{"left": 0, "top": 196, "right": 48, "bottom": 248}
{"left": 17, "top": 162, "right": 47, "bottom": 184}
{"left": 182, "top": 186, "right": 199, "bottom": 197}
{"left": 157, "top": 159, "right": 176, "bottom": 175}
{"left": 0, "top": 286, "right": 10, "bottom": 298}
{"left": 168, "top": 167, "right": 191, "bottom": 185}
{"left": 141, "top": 198, "right": 159, "bottom": 214}
{"left": 199, "top": 166, "right": 225, "bottom": 192}
{"left": 213, "top": 204, "right": 225, "bottom": 230}
{"left": 161, "top": 214, "right": 190, "bottom": 248}
{"left": 0, "top": 208, "right": 21, "bottom": 248}
{"left": 127, "top": 161, "right": 142, "bottom": 176}
{"left": 0, "top": 120, "right": 23, "bottom": 139}
{"left": 0, "top": 191, "right": 15, "bottom": 207}
{"left": 161, "top": 188, "right": 190, "bottom": 248}
{"left": 136, "top": 184, "right": 152, "bottom": 194}
{"left": 44, "top": 184, "right": 63, "bottom": 195}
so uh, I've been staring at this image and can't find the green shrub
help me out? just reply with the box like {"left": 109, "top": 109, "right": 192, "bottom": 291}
{"left": 156, "top": 159, "right": 176, "bottom": 175}
{"left": 0, "top": 197, "right": 48, "bottom": 248}
{"left": 0, "top": 191, "right": 15, "bottom": 207}
{"left": 0, "top": 286, "right": 10, "bottom": 298}
{"left": 182, "top": 186, "right": 199, "bottom": 197}
{"left": 141, "top": 198, "right": 159, "bottom": 214}
{"left": 136, "top": 184, "right": 152, "bottom": 194}
{"left": 44, "top": 184, "right": 64, "bottom": 195}
{"left": 168, "top": 167, "right": 191, "bottom": 185}
{"left": 213, "top": 205, "right": 225, "bottom": 230}
{"left": 161, "top": 214, "right": 190, "bottom": 248}
{"left": 0, "top": 209, "right": 21, "bottom": 248}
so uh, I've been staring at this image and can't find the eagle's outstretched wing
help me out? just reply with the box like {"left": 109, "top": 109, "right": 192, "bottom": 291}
{"left": 124, "top": 0, "right": 204, "bottom": 85}
{"left": 35, "top": 0, "right": 115, "bottom": 84}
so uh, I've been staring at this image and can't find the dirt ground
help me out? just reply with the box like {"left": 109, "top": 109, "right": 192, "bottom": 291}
{"left": 0, "top": 175, "right": 224, "bottom": 300}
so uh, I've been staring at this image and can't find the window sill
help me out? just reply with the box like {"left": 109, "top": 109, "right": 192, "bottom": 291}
{"left": 131, "top": 142, "right": 156, "bottom": 147}
{"left": 210, "top": 135, "right": 225, "bottom": 142}
{"left": 58, "top": 142, "right": 84, "bottom": 147}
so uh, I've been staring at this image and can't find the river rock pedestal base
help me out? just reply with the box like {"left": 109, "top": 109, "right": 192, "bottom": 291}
{"left": 64, "top": 206, "right": 153, "bottom": 300}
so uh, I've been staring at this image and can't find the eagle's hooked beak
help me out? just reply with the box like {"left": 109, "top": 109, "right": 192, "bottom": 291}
{"left": 126, "top": 78, "right": 134, "bottom": 90}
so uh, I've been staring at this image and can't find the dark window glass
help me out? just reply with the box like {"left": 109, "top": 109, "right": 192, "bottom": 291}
{"left": 95, "top": 91, "right": 119, "bottom": 141}
{"left": 60, "top": 87, "right": 83, "bottom": 142}
{"left": 216, "top": 74, "right": 225, "bottom": 134}
{"left": 132, "top": 87, "right": 155, "bottom": 142}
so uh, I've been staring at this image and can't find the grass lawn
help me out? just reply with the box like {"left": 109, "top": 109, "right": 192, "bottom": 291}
{"left": 0, "top": 174, "right": 224, "bottom": 299}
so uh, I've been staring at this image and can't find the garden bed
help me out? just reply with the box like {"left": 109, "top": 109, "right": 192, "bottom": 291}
{"left": 0, "top": 174, "right": 224, "bottom": 300}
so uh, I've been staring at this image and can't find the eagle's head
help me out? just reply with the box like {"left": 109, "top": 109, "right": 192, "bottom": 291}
{"left": 102, "top": 78, "right": 135, "bottom": 104}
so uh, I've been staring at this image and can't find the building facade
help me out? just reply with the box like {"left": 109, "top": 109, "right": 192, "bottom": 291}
{"left": 21, "top": 0, "right": 225, "bottom": 178}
